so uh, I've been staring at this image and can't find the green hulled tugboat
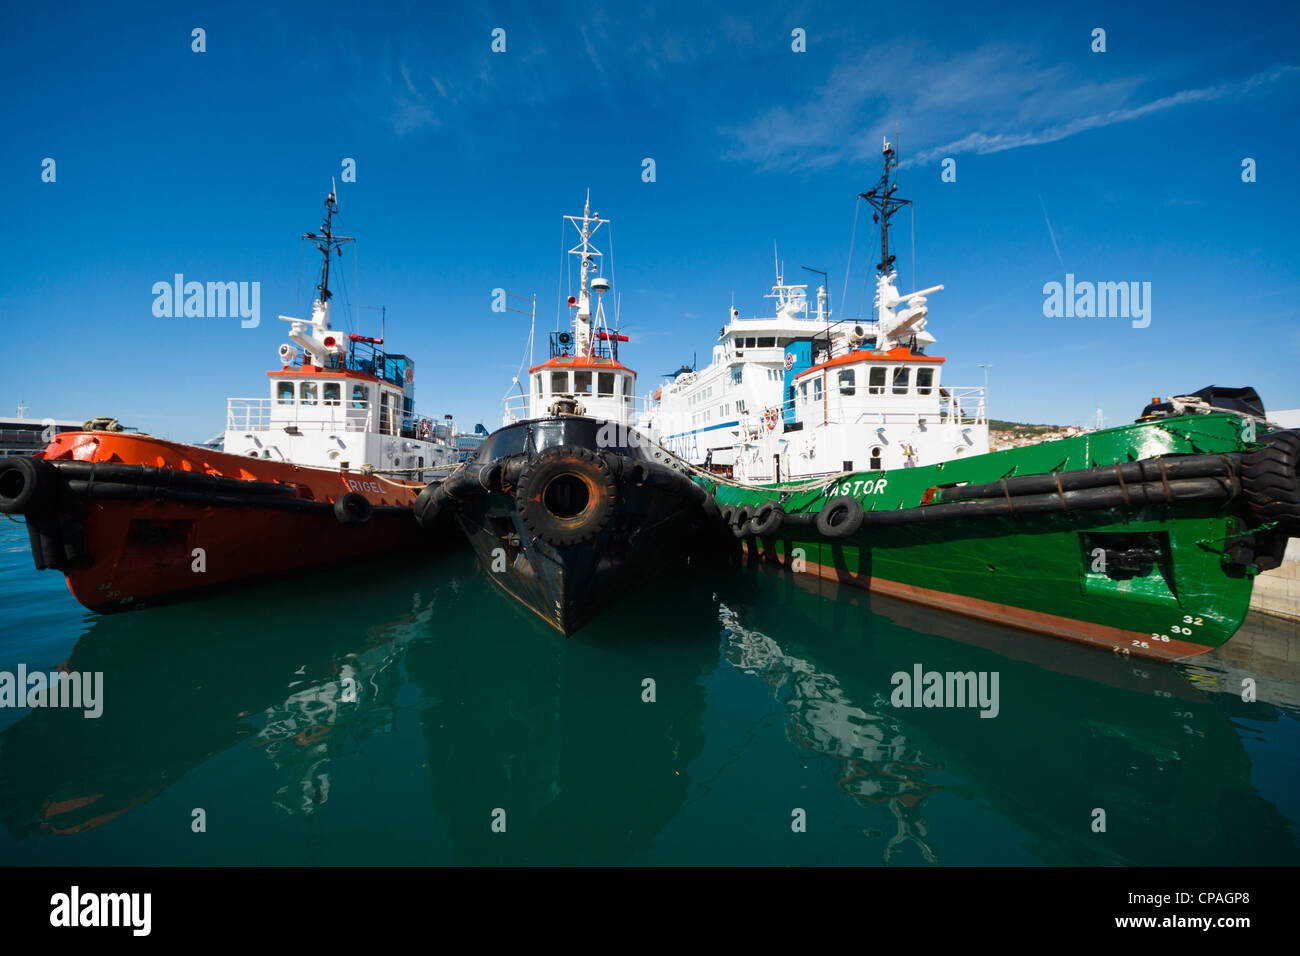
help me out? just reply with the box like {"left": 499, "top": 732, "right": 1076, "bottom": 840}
{"left": 712, "top": 400, "right": 1298, "bottom": 660}
{"left": 690, "top": 142, "right": 1299, "bottom": 661}
{"left": 414, "top": 195, "right": 721, "bottom": 634}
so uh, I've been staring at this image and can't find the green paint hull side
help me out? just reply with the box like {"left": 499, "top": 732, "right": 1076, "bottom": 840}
{"left": 709, "top": 414, "right": 1267, "bottom": 659}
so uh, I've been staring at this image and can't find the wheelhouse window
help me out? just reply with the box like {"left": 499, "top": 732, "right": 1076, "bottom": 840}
{"left": 323, "top": 383, "right": 341, "bottom": 406}
{"left": 351, "top": 384, "right": 367, "bottom": 408}
{"left": 892, "top": 367, "right": 910, "bottom": 394}
{"left": 916, "top": 367, "right": 935, "bottom": 395}
{"left": 574, "top": 370, "right": 593, "bottom": 394}
{"left": 597, "top": 372, "right": 615, "bottom": 397}
{"left": 276, "top": 382, "right": 295, "bottom": 405}
{"left": 300, "top": 382, "right": 318, "bottom": 406}
{"left": 838, "top": 369, "right": 856, "bottom": 396}
{"left": 550, "top": 371, "right": 568, "bottom": 394}
{"left": 812, "top": 377, "right": 823, "bottom": 401}
{"left": 757, "top": 336, "right": 775, "bottom": 348}
{"left": 535, "top": 374, "right": 543, "bottom": 396}
{"left": 869, "top": 367, "right": 886, "bottom": 395}
{"left": 731, "top": 367, "right": 743, "bottom": 385}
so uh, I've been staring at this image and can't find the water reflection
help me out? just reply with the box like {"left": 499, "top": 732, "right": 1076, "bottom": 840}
{"left": 0, "top": 559, "right": 450, "bottom": 839}
{"left": 715, "top": 560, "right": 1300, "bottom": 865}
{"left": 0, "top": 539, "right": 1294, "bottom": 867}
{"left": 719, "top": 601, "right": 941, "bottom": 862}
{"left": 405, "top": 576, "right": 717, "bottom": 864}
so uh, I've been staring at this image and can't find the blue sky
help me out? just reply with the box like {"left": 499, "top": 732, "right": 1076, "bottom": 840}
{"left": 2, "top": 0, "right": 1298, "bottom": 440}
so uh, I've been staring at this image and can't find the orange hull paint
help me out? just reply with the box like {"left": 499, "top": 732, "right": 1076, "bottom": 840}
{"left": 35, "top": 431, "right": 430, "bottom": 611}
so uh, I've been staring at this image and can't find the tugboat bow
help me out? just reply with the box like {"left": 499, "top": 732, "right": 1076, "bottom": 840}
{"left": 420, "top": 194, "right": 723, "bottom": 635}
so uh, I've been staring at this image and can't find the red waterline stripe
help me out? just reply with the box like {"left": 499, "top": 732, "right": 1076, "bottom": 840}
{"left": 748, "top": 543, "right": 1211, "bottom": 663}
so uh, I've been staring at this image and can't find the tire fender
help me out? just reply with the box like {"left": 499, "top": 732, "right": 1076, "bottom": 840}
{"left": 1242, "top": 429, "right": 1300, "bottom": 533}
{"left": 749, "top": 501, "right": 785, "bottom": 537}
{"left": 334, "top": 492, "right": 374, "bottom": 527}
{"left": 516, "top": 446, "right": 617, "bottom": 547}
{"left": 730, "top": 504, "right": 755, "bottom": 539}
{"left": 0, "top": 457, "right": 55, "bottom": 515}
{"left": 816, "top": 496, "right": 865, "bottom": 538}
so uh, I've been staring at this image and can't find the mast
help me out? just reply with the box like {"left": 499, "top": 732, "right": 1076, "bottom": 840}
{"left": 577, "top": 194, "right": 592, "bottom": 356}
{"left": 861, "top": 141, "right": 942, "bottom": 351}
{"left": 303, "top": 192, "right": 354, "bottom": 326}
{"left": 860, "top": 138, "right": 911, "bottom": 278}
{"left": 564, "top": 192, "right": 608, "bottom": 360}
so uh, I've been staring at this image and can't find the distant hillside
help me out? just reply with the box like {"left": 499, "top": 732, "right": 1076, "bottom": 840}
{"left": 988, "top": 419, "right": 1063, "bottom": 435}
{"left": 988, "top": 419, "right": 1083, "bottom": 450}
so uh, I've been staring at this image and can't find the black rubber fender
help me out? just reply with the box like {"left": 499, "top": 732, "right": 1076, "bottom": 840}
{"left": 24, "top": 510, "right": 62, "bottom": 571}
{"left": 816, "top": 496, "right": 865, "bottom": 538}
{"left": 643, "top": 461, "right": 688, "bottom": 490}
{"left": 516, "top": 445, "right": 617, "bottom": 547}
{"left": 730, "top": 504, "right": 755, "bottom": 539}
{"left": 1242, "top": 428, "right": 1300, "bottom": 532}
{"left": 413, "top": 483, "right": 444, "bottom": 529}
{"left": 0, "top": 457, "right": 55, "bottom": 515}
{"left": 621, "top": 460, "right": 652, "bottom": 485}
{"left": 443, "top": 460, "right": 501, "bottom": 498}
{"left": 749, "top": 501, "right": 785, "bottom": 537}
{"left": 334, "top": 492, "right": 374, "bottom": 527}
{"left": 500, "top": 455, "right": 529, "bottom": 493}
{"left": 599, "top": 451, "right": 628, "bottom": 482}
{"left": 696, "top": 494, "right": 724, "bottom": 530}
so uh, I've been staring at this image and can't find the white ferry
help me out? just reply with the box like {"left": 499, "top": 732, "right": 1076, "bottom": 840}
{"left": 644, "top": 139, "right": 989, "bottom": 482}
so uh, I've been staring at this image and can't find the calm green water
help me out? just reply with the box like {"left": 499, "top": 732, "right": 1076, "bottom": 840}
{"left": 1, "top": 515, "right": 1298, "bottom": 865}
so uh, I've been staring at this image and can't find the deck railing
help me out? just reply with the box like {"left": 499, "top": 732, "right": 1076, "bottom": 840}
{"left": 226, "top": 398, "right": 375, "bottom": 433}
{"left": 501, "top": 393, "right": 656, "bottom": 427}
{"left": 938, "top": 386, "right": 987, "bottom": 425}
{"left": 730, "top": 385, "right": 987, "bottom": 434}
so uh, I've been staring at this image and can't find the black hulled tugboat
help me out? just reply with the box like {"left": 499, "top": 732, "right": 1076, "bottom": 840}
{"left": 414, "top": 195, "right": 722, "bottom": 634}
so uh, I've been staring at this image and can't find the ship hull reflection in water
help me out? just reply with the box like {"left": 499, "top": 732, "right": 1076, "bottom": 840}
{"left": 0, "top": 553, "right": 452, "bottom": 846}
{"left": 406, "top": 581, "right": 716, "bottom": 865}
{"left": 716, "top": 558, "right": 1300, "bottom": 864}
{"left": 0, "top": 536, "right": 1296, "bottom": 865}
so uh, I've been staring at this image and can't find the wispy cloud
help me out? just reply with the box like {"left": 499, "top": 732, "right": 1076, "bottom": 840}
{"left": 908, "top": 63, "right": 1299, "bottom": 166}
{"left": 724, "top": 43, "right": 1298, "bottom": 170}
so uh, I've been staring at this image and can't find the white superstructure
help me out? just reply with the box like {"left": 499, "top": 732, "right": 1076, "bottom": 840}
{"left": 222, "top": 193, "right": 460, "bottom": 478}
{"left": 641, "top": 268, "right": 829, "bottom": 465}
{"left": 644, "top": 139, "right": 989, "bottom": 482}
{"left": 503, "top": 193, "right": 643, "bottom": 429}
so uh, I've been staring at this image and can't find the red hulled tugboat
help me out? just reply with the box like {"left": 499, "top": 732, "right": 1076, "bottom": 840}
{"left": 0, "top": 193, "right": 461, "bottom": 611}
